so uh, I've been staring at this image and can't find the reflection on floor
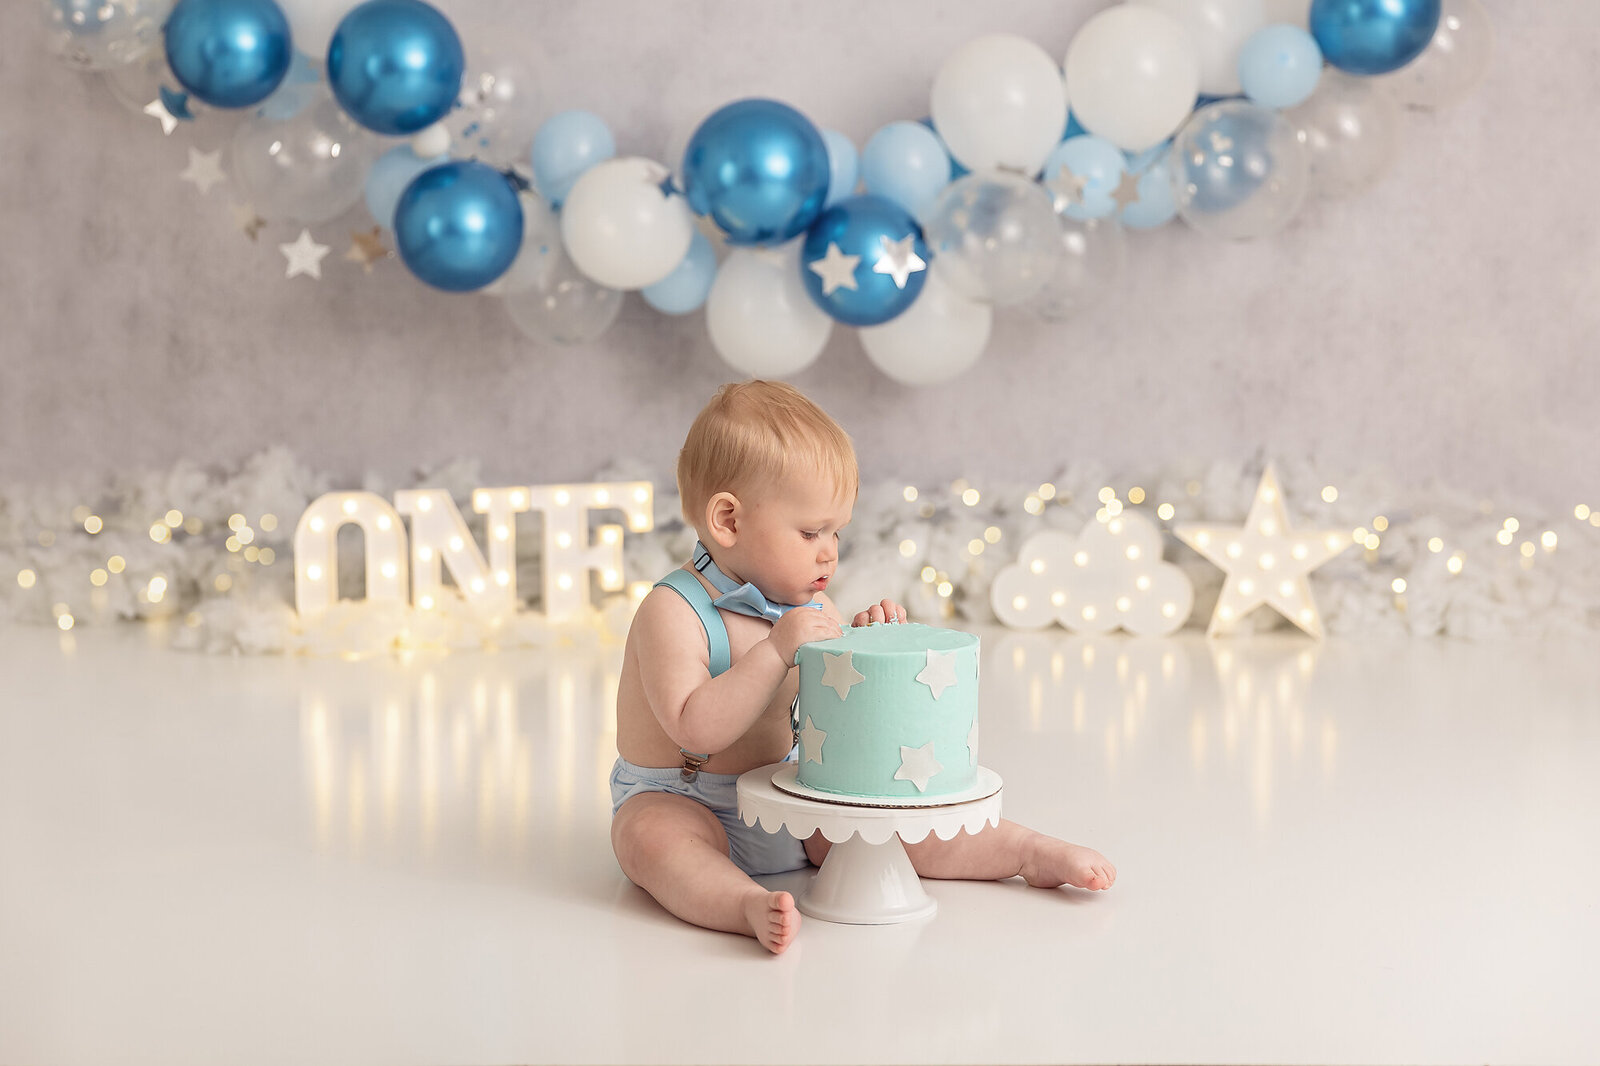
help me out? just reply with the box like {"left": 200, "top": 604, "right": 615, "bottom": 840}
{"left": 3, "top": 622, "right": 1596, "bottom": 1065}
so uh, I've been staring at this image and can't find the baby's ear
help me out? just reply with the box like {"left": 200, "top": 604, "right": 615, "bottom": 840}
{"left": 706, "top": 491, "right": 740, "bottom": 547}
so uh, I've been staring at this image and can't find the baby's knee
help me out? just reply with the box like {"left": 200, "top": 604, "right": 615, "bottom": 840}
{"left": 613, "top": 795, "right": 726, "bottom": 867}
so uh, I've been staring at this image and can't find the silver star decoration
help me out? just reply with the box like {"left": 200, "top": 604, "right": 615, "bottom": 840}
{"left": 1110, "top": 170, "right": 1143, "bottom": 209}
{"left": 1045, "top": 164, "right": 1088, "bottom": 212}
{"left": 966, "top": 720, "right": 979, "bottom": 767}
{"left": 871, "top": 234, "right": 926, "bottom": 289}
{"left": 894, "top": 742, "right": 944, "bottom": 793}
{"left": 232, "top": 203, "right": 266, "bottom": 241}
{"left": 819, "top": 650, "right": 866, "bottom": 700}
{"left": 142, "top": 97, "right": 179, "bottom": 135}
{"left": 1175, "top": 464, "right": 1353, "bottom": 639}
{"left": 807, "top": 241, "right": 860, "bottom": 296}
{"left": 915, "top": 648, "right": 960, "bottom": 700}
{"left": 279, "top": 229, "right": 331, "bottom": 280}
{"left": 799, "top": 715, "right": 828, "bottom": 765}
{"left": 179, "top": 148, "right": 226, "bottom": 195}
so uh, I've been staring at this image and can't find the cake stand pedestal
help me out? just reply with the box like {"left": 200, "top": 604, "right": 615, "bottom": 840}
{"left": 736, "top": 763, "right": 1003, "bottom": 925}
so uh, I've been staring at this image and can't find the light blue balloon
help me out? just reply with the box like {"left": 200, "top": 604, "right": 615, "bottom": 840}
{"left": 163, "top": 0, "right": 292, "bottom": 109}
{"left": 916, "top": 117, "right": 967, "bottom": 180}
{"left": 1239, "top": 25, "right": 1324, "bottom": 109}
{"left": 861, "top": 120, "right": 949, "bottom": 221}
{"left": 1120, "top": 142, "right": 1178, "bottom": 230}
{"left": 530, "top": 110, "right": 616, "bottom": 208}
{"left": 1040, "top": 135, "right": 1127, "bottom": 220}
{"left": 641, "top": 231, "right": 717, "bottom": 315}
{"left": 821, "top": 129, "right": 859, "bottom": 208}
{"left": 1309, "top": 0, "right": 1440, "bottom": 75}
{"left": 394, "top": 161, "right": 523, "bottom": 292}
{"left": 365, "top": 145, "right": 447, "bottom": 229}
{"left": 327, "top": 0, "right": 463, "bottom": 135}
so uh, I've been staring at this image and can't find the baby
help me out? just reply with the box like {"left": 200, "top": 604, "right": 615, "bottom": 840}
{"left": 610, "top": 380, "right": 1116, "bottom": 954}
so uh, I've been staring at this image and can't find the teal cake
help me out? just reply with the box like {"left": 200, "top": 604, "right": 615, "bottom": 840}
{"left": 794, "top": 622, "right": 981, "bottom": 799}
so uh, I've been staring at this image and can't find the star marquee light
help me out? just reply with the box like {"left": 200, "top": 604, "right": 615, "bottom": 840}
{"left": 1175, "top": 464, "right": 1352, "bottom": 639}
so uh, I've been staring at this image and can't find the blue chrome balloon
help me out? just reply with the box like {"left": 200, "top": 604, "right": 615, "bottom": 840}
{"left": 327, "top": 0, "right": 463, "bottom": 135}
{"left": 1309, "top": 0, "right": 1441, "bottom": 76}
{"left": 681, "top": 99, "right": 831, "bottom": 245}
{"left": 641, "top": 231, "right": 717, "bottom": 315}
{"left": 1239, "top": 25, "right": 1324, "bottom": 109}
{"left": 162, "top": 0, "right": 291, "bottom": 109}
{"left": 1041, "top": 135, "right": 1127, "bottom": 220}
{"left": 800, "top": 194, "right": 928, "bottom": 327}
{"left": 393, "top": 161, "right": 523, "bottom": 292}
{"left": 530, "top": 110, "right": 616, "bottom": 208}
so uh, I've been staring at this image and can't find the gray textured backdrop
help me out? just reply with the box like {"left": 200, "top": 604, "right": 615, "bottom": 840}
{"left": 2, "top": 1, "right": 1594, "bottom": 509}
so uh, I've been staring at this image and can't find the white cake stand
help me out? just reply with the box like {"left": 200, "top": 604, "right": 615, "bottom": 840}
{"left": 736, "top": 763, "right": 1003, "bottom": 925}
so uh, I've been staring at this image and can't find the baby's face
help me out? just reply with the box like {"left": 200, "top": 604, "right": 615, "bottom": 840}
{"left": 724, "top": 475, "right": 853, "bottom": 606}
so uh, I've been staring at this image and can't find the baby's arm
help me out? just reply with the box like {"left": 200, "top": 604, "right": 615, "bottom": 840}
{"left": 632, "top": 589, "right": 841, "bottom": 755}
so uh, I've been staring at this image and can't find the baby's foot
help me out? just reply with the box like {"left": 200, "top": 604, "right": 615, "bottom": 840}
{"left": 1020, "top": 836, "right": 1117, "bottom": 891}
{"left": 744, "top": 889, "right": 800, "bottom": 954}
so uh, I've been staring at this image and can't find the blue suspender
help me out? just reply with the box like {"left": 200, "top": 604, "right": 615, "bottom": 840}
{"left": 653, "top": 568, "right": 730, "bottom": 775}
{"left": 655, "top": 569, "right": 731, "bottom": 677}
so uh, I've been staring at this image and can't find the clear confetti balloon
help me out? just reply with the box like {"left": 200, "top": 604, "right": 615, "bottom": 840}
{"left": 1286, "top": 70, "right": 1400, "bottom": 198}
{"left": 1034, "top": 216, "right": 1128, "bottom": 322}
{"left": 1373, "top": 0, "right": 1492, "bottom": 110}
{"left": 444, "top": 47, "right": 542, "bottom": 168}
{"left": 501, "top": 198, "right": 623, "bottom": 343}
{"left": 41, "top": 0, "right": 172, "bottom": 71}
{"left": 921, "top": 170, "right": 1062, "bottom": 306}
{"left": 231, "top": 89, "right": 379, "bottom": 223}
{"left": 1169, "top": 99, "right": 1310, "bottom": 239}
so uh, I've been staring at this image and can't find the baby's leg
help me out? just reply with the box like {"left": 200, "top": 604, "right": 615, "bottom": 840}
{"left": 901, "top": 819, "right": 1117, "bottom": 891}
{"left": 611, "top": 791, "right": 800, "bottom": 953}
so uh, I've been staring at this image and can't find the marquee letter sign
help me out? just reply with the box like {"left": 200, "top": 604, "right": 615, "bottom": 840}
{"left": 293, "top": 481, "right": 653, "bottom": 623}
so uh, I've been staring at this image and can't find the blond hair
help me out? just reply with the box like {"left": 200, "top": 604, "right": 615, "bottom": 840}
{"left": 677, "top": 380, "right": 858, "bottom": 528}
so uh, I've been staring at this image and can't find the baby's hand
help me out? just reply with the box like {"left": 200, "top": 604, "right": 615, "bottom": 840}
{"left": 768, "top": 606, "right": 843, "bottom": 665}
{"left": 853, "top": 598, "right": 906, "bottom": 627}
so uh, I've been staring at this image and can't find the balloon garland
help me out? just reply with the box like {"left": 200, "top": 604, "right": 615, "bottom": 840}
{"left": 40, "top": 0, "right": 1490, "bottom": 383}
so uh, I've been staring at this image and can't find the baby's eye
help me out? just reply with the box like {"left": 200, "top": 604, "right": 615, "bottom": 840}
{"left": 801, "top": 530, "right": 819, "bottom": 540}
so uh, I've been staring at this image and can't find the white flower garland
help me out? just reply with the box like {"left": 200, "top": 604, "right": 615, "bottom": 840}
{"left": 3, "top": 447, "right": 1594, "bottom": 654}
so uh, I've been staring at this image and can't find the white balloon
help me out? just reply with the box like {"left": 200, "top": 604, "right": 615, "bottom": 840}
{"left": 1065, "top": 5, "right": 1201, "bottom": 152}
{"left": 858, "top": 267, "right": 992, "bottom": 387}
{"left": 1287, "top": 71, "right": 1400, "bottom": 199}
{"left": 276, "top": 0, "right": 357, "bottom": 62}
{"left": 1372, "top": 0, "right": 1493, "bottom": 110}
{"left": 930, "top": 33, "right": 1068, "bottom": 175}
{"left": 559, "top": 157, "right": 695, "bottom": 291}
{"left": 1129, "top": 0, "right": 1267, "bottom": 97}
{"left": 706, "top": 245, "right": 833, "bottom": 377}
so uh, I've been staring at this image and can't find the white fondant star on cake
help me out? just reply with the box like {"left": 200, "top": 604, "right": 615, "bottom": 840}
{"left": 916, "top": 649, "right": 959, "bottom": 700}
{"left": 800, "top": 715, "right": 828, "bottom": 764}
{"left": 895, "top": 742, "right": 944, "bottom": 792}
{"left": 820, "top": 650, "right": 866, "bottom": 700}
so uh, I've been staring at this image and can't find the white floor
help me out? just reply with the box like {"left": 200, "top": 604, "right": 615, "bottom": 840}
{"left": 2, "top": 621, "right": 1596, "bottom": 1066}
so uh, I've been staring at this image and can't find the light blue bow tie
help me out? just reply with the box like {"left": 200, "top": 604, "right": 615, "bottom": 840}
{"left": 692, "top": 541, "right": 823, "bottom": 624}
